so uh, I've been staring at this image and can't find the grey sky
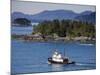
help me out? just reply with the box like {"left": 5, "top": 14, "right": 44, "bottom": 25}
{"left": 11, "top": 0, "right": 96, "bottom": 15}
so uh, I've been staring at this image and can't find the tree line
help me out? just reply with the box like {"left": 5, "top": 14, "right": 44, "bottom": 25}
{"left": 33, "top": 19, "right": 95, "bottom": 38}
{"left": 13, "top": 18, "right": 31, "bottom": 26}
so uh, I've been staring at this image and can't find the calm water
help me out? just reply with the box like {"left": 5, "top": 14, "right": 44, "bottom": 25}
{"left": 11, "top": 23, "right": 39, "bottom": 35}
{"left": 11, "top": 26, "right": 33, "bottom": 35}
{"left": 11, "top": 40, "right": 96, "bottom": 74}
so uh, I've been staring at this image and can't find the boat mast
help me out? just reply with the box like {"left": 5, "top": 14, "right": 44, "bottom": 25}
{"left": 64, "top": 49, "right": 66, "bottom": 57}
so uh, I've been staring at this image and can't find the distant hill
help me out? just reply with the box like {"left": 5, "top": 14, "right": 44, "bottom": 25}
{"left": 75, "top": 12, "right": 96, "bottom": 24}
{"left": 11, "top": 12, "right": 32, "bottom": 22}
{"left": 79, "top": 11, "right": 93, "bottom": 15}
{"left": 31, "top": 10, "right": 78, "bottom": 21}
{"left": 12, "top": 10, "right": 78, "bottom": 22}
{"left": 12, "top": 10, "right": 96, "bottom": 24}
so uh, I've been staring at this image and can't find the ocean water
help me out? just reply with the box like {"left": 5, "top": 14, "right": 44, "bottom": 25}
{"left": 11, "top": 40, "right": 96, "bottom": 74}
{"left": 11, "top": 22, "right": 39, "bottom": 35}
{"left": 11, "top": 26, "right": 33, "bottom": 35}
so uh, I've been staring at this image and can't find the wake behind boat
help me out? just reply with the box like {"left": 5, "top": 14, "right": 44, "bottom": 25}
{"left": 79, "top": 43, "right": 94, "bottom": 46}
{"left": 48, "top": 50, "right": 75, "bottom": 64}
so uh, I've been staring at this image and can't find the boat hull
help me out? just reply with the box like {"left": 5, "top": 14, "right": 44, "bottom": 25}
{"left": 48, "top": 57, "right": 75, "bottom": 64}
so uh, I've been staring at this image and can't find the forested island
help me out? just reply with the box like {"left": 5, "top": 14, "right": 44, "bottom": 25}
{"left": 31, "top": 19, "right": 95, "bottom": 41}
{"left": 12, "top": 19, "right": 96, "bottom": 42}
{"left": 12, "top": 18, "right": 32, "bottom": 26}
{"left": 33, "top": 19, "right": 95, "bottom": 38}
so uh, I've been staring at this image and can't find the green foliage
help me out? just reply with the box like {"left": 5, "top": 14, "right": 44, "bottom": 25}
{"left": 13, "top": 18, "right": 31, "bottom": 26}
{"left": 33, "top": 19, "right": 95, "bottom": 38}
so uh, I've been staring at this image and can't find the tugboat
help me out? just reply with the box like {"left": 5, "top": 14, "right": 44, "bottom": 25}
{"left": 48, "top": 50, "right": 75, "bottom": 64}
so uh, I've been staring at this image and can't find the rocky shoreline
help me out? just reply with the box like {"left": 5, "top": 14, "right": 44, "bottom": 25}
{"left": 11, "top": 34, "right": 95, "bottom": 43}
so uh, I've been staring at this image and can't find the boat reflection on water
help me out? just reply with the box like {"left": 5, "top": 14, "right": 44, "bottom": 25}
{"left": 51, "top": 64, "right": 64, "bottom": 71}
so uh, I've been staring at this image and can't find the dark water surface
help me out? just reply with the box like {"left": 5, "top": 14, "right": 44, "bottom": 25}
{"left": 11, "top": 40, "right": 96, "bottom": 74}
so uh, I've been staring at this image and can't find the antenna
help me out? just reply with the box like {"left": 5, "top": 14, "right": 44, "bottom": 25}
{"left": 64, "top": 48, "right": 65, "bottom": 57}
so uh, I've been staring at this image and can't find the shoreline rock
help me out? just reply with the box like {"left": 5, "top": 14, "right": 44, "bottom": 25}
{"left": 11, "top": 34, "right": 96, "bottom": 43}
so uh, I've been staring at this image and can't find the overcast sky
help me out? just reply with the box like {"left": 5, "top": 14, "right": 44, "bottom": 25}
{"left": 11, "top": 0, "right": 96, "bottom": 15}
